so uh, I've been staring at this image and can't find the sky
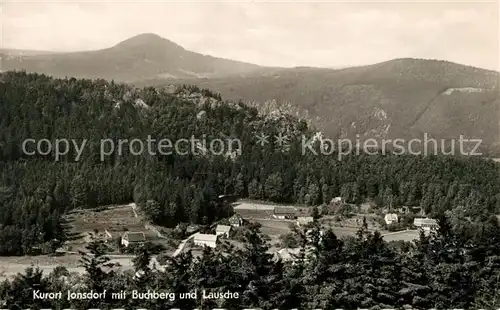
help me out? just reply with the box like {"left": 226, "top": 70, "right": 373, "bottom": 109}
{"left": 1, "top": 0, "right": 499, "bottom": 70}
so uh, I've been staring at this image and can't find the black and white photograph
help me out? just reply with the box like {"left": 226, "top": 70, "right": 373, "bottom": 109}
{"left": 0, "top": 1, "right": 499, "bottom": 309}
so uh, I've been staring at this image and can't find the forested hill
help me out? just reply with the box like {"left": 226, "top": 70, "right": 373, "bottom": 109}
{"left": 0, "top": 71, "right": 499, "bottom": 255}
{"left": 4, "top": 35, "right": 499, "bottom": 155}
{"left": 139, "top": 58, "right": 500, "bottom": 155}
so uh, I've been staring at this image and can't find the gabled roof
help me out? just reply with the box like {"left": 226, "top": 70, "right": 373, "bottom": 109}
{"left": 216, "top": 225, "right": 231, "bottom": 233}
{"left": 274, "top": 206, "right": 296, "bottom": 214}
{"left": 194, "top": 233, "right": 218, "bottom": 242}
{"left": 123, "top": 232, "right": 146, "bottom": 242}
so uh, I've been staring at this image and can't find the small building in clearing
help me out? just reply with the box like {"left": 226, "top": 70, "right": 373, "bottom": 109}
{"left": 229, "top": 214, "right": 244, "bottom": 227}
{"left": 121, "top": 232, "right": 146, "bottom": 247}
{"left": 273, "top": 206, "right": 296, "bottom": 219}
{"left": 296, "top": 216, "right": 314, "bottom": 227}
{"left": 215, "top": 225, "right": 231, "bottom": 238}
{"left": 193, "top": 233, "right": 218, "bottom": 248}
{"left": 384, "top": 213, "right": 399, "bottom": 225}
{"left": 413, "top": 218, "right": 439, "bottom": 232}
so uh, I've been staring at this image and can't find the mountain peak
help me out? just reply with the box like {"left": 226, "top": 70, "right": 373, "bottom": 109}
{"left": 127, "top": 33, "right": 163, "bottom": 41}
{"left": 113, "top": 33, "right": 183, "bottom": 50}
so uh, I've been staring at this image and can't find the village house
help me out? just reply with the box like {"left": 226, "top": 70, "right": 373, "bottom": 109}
{"left": 121, "top": 231, "right": 146, "bottom": 247}
{"left": 229, "top": 214, "right": 244, "bottom": 227}
{"left": 384, "top": 213, "right": 399, "bottom": 225}
{"left": 215, "top": 224, "right": 231, "bottom": 238}
{"left": 193, "top": 233, "right": 218, "bottom": 248}
{"left": 413, "top": 218, "right": 439, "bottom": 232}
{"left": 273, "top": 206, "right": 296, "bottom": 219}
{"left": 296, "top": 216, "right": 314, "bottom": 227}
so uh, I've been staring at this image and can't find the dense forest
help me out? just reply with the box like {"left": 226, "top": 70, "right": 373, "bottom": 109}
{"left": 1, "top": 217, "right": 500, "bottom": 309}
{"left": 0, "top": 71, "right": 499, "bottom": 256}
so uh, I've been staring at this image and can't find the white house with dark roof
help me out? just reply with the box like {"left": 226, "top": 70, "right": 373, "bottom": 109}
{"left": 215, "top": 224, "right": 231, "bottom": 238}
{"left": 121, "top": 231, "right": 146, "bottom": 247}
{"left": 193, "top": 233, "right": 218, "bottom": 248}
{"left": 273, "top": 206, "right": 296, "bottom": 219}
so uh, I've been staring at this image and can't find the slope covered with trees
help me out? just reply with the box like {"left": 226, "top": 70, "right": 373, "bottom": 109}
{"left": 4, "top": 34, "right": 499, "bottom": 155}
{"left": 0, "top": 71, "right": 499, "bottom": 256}
{"left": 142, "top": 58, "right": 500, "bottom": 155}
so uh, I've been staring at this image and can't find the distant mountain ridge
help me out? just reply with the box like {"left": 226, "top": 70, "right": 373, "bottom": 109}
{"left": 139, "top": 58, "right": 500, "bottom": 155}
{"left": 0, "top": 48, "right": 61, "bottom": 56}
{"left": 1, "top": 33, "right": 265, "bottom": 81}
{"left": 3, "top": 33, "right": 500, "bottom": 154}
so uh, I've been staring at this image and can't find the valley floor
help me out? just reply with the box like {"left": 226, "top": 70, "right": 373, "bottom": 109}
{"left": 0, "top": 200, "right": 421, "bottom": 280}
